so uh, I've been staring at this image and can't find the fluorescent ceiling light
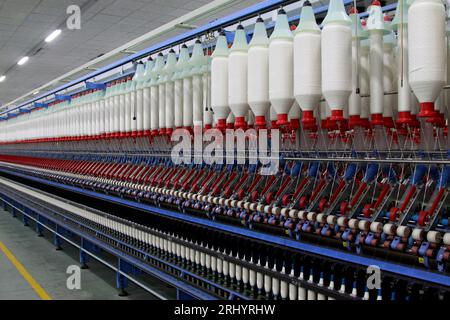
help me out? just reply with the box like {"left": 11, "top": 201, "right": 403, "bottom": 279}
{"left": 0, "top": 75, "right": 5, "bottom": 82}
{"left": 45, "top": 29, "right": 62, "bottom": 43}
{"left": 17, "top": 56, "right": 29, "bottom": 66}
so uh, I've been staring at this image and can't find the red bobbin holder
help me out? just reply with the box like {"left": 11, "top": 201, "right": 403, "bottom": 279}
{"left": 234, "top": 116, "right": 247, "bottom": 129}
{"left": 330, "top": 110, "right": 344, "bottom": 122}
{"left": 276, "top": 114, "right": 289, "bottom": 126}
{"left": 255, "top": 116, "right": 266, "bottom": 129}
{"left": 371, "top": 113, "right": 384, "bottom": 126}
{"left": 348, "top": 115, "right": 361, "bottom": 128}
{"left": 216, "top": 119, "right": 227, "bottom": 131}
{"left": 418, "top": 102, "right": 435, "bottom": 118}
{"left": 301, "top": 110, "right": 316, "bottom": 131}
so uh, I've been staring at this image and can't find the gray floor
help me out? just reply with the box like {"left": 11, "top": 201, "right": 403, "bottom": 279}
{"left": 0, "top": 209, "right": 175, "bottom": 300}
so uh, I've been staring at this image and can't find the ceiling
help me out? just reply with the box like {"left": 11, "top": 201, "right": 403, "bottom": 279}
{"left": 0, "top": 0, "right": 264, "bottom": 106}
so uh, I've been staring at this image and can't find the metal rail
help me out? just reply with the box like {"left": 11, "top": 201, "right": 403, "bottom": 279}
{"left": 2, "top": 150, "right": 450, "bottom": 165}
{"left": 0, "top": 182, "right": 224, "bottom": 300}
{"left": 0, "top": 195, "right": 169, "bottom": 300}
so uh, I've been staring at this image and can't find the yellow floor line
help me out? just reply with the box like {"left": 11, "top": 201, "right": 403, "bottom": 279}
{"left": 0, "top": 241, "right": 52, "bottom": 300}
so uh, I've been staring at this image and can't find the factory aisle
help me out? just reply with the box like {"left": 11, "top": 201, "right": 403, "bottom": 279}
{"left": 0, "top": 209, "right": 165, "bottom": 300}
{"left": 0, "top": 240, "right": 41, "bottom": 300}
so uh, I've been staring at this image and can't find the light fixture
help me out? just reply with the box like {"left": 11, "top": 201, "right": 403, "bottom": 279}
{"left": 17, "top": 56, "right": 29, "bottom": 66}
{"left": 0, "top": 75, "right": 5, "bottom": 82}
{"left": 45, "top": 29, "right": 62, "bottom": 43}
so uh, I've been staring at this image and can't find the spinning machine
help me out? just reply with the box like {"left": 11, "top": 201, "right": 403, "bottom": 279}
{"left": 0, "top": 0, "right": 449, "bottom": 300}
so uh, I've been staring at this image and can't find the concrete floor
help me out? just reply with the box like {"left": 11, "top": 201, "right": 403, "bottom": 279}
{"left": 0, "top": 209, "right": 175, "bottom": 300}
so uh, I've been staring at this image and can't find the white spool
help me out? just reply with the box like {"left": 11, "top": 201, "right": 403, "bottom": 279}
{"left": 427, "top": 230, "right": 442, "bottom": 244}
{"left": 190, "top": 41, "right": 206, "bottom": 130}
{"left": 408, "top": 0, "right": 446, "bottom": 109}
{"left": 298, "top": 286, "right": 306, "bottom": 300}
{"left": 272, "top": 277, "right": 280, "bottom": 297}
{"left": 269, "top": 10, "right": 294, "bottom": 125}
{"left": 289, "top": 209, "right": 298, "bottom": 219}
{"left": 211, "top": 34, "right": 230, "bottom": 129}
{"left": 383, "top": 223, "right": 396, "bottom": 236}
{"left": 192, "top": 73, "right": 203, "bottom": 129}
{"left": 256, "top": 272, "right": 263, "bottom": 290}
{"left": 348, "top": 10, "right": 366, "bottom": 120}
{"left": 393, "top": 3, "right": 412, "bottom": 118}
{"left": 242, "top": 266, "right": 248, "bottom": 285}
{"left": 307, "top": 212, "right": 317, "bottom": 222}
{"left": 174, "top": 78, "right": 183, "bottom": 129}
{"left": 125, "top": 80, "right": 133, "bottom": 134}
{"left": 119, "top": 81, "right": 126, "bottom": 134}
{"left": 142, "top": 59, "right": 154, "bottom": 135}
{"left": 217, "top": 258, "right": 223, "bottom": 275}
{"left": 203, "top": 72, "right": 212, "bottom": 129}
{"left": 249, "top": 268, "right": 256, "bottom": 287}
{"left": 151, "top": 55, "right": 164, "bottom": 134}
{"left": 289, "top": 283, "right": 298, "bottom": 300}
{"left": 183, "top": 75, "right": 193, "bottom": 129}
{"left": 358, "top": 220, "right": 370, "bottom": 231}
{"left": 348, "top": 218, "right": 359, "bottom": 229}
{"left": 229, "top": 262, "right": 235, "bottom": 280}
{"left": 298, "top": 210, "right": 307, "bottom": 220}
{"left": 280, "top": 280, "right": 288, "bottom": 299}
{"left": 396, "top": 225, "right": 411, "bottom": 238}
{"left": 326, "top": 215, "right": 337, "bottom": 225}
{"left": 307, "top": 289, "right": 317, "bottom": 300}
{"left": 264, "top": 274, "right": 272, "bottom": 296}
{"left": 248, "top": 18, "right": 270, "bottom": 127}
{"left": 383, "top": 28, "right": 395, "bottom": 120}
{"left": 229, "top": 26, "right": 249, "bottom": 127}
{"left": 321, "top": 0, "right": 352, "bottom": 121}
{"left": 443, "top": 232, "right": 450, "bottom": 245}
{"left": 294, "top": 3, "right": 321, "bottom": 121}
{"left": 164, "top": 51, "right": 177, "bottom": 134}
{"left": 370, "top": 221, "right": 383, "bottom": 233}
{"left": 316, "top": 213, "right": 325, "bottom": 223}
{"left": 360, "top": 40, "right": 370, "bottom": 121}
{"left": 158, "top": 81, "right": 166, "bottom": 133}
{"left": 272, "top": 207, "right": 281, "bottom": 215}
{"left": 367, "top": 2, "right": 387, "bottom": 120}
